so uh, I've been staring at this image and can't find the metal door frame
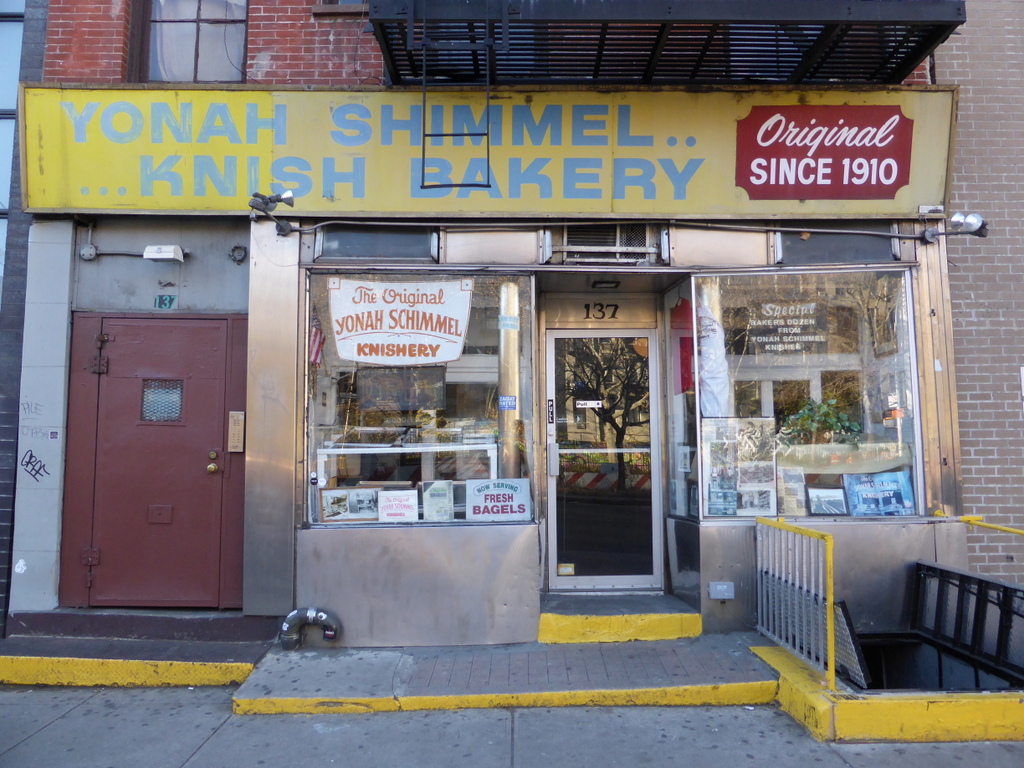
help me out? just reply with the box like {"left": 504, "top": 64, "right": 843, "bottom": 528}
{"left": 545, "top": 328, "right": 664, "bottom": 591}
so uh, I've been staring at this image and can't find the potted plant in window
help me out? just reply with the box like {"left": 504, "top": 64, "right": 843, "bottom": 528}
{"left": 777, "top": 398, "right": 861, "bottom": 446}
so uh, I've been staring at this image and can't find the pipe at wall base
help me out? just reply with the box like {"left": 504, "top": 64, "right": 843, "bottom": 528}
{"left": 279, "top": 607, "right": 342, "bottom": 650}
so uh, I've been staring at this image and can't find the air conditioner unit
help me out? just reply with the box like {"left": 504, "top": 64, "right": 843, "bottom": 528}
{"left": 547, "top": 223, "right": 664, "bottom": 265}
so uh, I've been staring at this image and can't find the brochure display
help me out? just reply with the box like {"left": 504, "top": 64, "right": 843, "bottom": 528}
{"left": 422, "top": 480, "right": 455, "bottom": 522}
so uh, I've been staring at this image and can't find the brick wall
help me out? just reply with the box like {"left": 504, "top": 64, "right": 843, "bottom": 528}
{"left": 42, "top": 1, "right": 385, "bottom": 86}
{"left": 43, "top": 0, "right": 132, "bottom": 82}
{"left": 248, "top": 2, "right": 384, "bottom": 86}
{"left": 935, "top": 1, "right": 1024, "bottom": 580}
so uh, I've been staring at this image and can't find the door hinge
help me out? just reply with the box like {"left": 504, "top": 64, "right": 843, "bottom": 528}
{"left": 81, "top": 547, "right": 100, "bottom": 566}
{"left": 91, "top": 333, "right": 111, "bottom": 374}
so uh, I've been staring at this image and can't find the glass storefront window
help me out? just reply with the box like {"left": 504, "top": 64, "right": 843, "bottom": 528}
{"left": 307, "top": 273, "right": 534, "bottom": 525}
{"left": 663, "top": 280, "right": 698, "bottom": 519}
{"left": 691, "top": 270, "right": 918, "bottom": 518}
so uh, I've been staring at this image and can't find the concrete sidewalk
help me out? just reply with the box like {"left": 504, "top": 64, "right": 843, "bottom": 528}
{"left": 4, "top": 593, "right": 1024, "bottom": 744}
{"left": 5, "top": 631, "right": 1024, "bottom": 743}
{"left": 6, "top": 687, "right": 1024, "bottom": 768}
{"left": 232, "top": 633, "right": 778, "bottom": 714}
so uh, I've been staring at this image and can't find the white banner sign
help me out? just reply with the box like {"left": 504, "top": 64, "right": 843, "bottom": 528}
{"left": 330, "top": 278, "right": 474, "bottom": 365}
{"left": 465, "top": 479, "right": 533, "bottom": 522}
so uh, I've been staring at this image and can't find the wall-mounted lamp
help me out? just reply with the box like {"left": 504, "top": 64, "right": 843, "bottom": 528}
{"left": 922, "top": 212, "right": 989, "bottom": 244}
{"left": 248, "top": 190, "right": 296, "bottom": 236}
{"left": 143, "top": 245, "right": 185, "bottom": 262}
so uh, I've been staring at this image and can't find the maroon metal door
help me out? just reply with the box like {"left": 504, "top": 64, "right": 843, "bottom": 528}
{"left": 88, "top": 318, "right": 229, "bottom": 606}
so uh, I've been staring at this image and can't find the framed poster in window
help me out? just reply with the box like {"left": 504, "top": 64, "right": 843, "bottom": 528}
{"left": 701, "top": 417, "right": 776, "bottom": 517}
{"left": 319, "top": 488, "right": 379, "bottom": 523}
{"left": 806, "top": 486, "right": 849, "bottom": 516}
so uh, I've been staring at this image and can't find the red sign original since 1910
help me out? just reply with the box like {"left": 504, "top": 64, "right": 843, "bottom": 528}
{"left": 735, "top": 105, "right": 914, "bottom": 201}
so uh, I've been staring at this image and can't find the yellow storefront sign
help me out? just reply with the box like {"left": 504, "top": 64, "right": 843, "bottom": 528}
{"left": 20, "top": 86, "right": 955, "bottom": 217}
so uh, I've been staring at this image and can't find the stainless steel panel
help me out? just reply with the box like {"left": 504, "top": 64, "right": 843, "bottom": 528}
{"left": 243, "top": 220, "right": 301, "bottom": 616}
{"left": 666, "top": 517, "right": 701, "bottom": 610}
{"left": 296, "top": 524, "right": 541, "bottom": 646}
{"left": 698, "top": 518, "right": 972, "bottom": 634}
{"left": 801, "top": 518, "right": 969, "bottom": 633}
{"left": 73, "top": 216, "right": 251, "bottom": 312}
{"left": 698, "top": 522, "right": 758, "bottom": 633}
{"left": 934, "top": 520, "right": 969, "bottom": 568}
{"left": 669, "top": 228, "right": 769, "bottom": 267}
{"left": 443, "top": 229, "right": 542, "bottom": 264}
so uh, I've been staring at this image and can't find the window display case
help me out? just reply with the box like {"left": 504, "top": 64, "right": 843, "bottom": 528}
{"left": 306, "top": 273, "right": 534, "bottom": 524}
{"left": 688, "top": 270, "right": 919, "bottom": 519}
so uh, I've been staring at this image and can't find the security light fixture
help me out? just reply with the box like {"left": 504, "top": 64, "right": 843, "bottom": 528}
{"left": 248, "top": 190, "right": 297, "bottom": 236}
{"left": 949, "top": 212, "right": 988, "bottom": 235}
{"left": 591, "top": 280, "right": 621, "bottom": 290}
{"left": 247, "top": 190, "right": 294, "bottom": 214}
{"left": 922, "top": 212, "right": 989, "bottom": 244}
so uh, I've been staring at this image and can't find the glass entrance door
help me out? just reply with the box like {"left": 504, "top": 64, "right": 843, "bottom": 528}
{"left": 546, "top": 331, "right": 662, "bottom": 589}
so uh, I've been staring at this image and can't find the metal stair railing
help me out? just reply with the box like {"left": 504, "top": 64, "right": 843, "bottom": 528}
{"left": 756, "top": 517, "right": 837, "bottom": 691}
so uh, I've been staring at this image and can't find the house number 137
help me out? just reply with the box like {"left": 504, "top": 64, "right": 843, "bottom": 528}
{"left": 583, "top": 303, "right": 619, "bottom": 320}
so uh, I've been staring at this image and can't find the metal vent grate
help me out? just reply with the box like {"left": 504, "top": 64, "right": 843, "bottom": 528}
{"left": 555, "top": 224, "right": 660, "bottom": 264}
{"left": 566, "top": 224, "right": 617, "bottom": 248}
{"left": 141, "top": 379, "right": 184, "bottom": 423}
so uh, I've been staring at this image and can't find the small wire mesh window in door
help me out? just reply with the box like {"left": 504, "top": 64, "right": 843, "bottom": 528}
{"left": 141, "top": 379, "right": 184, "bottom": 422}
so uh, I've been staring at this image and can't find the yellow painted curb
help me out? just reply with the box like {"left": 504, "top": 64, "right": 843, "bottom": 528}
{"left": 832, "top": 692, "right": 1024, "bottom": 742}
{"left": 537, "top": 612, "right": 702, "bottom": 644}
{"left": 753, "top": 646, "right": 836, "bottom": 741}
{"left": 753, "top": 645, "right": 1024, "bottom": 743}
{"left": 233, "top": 680, "right": 778, "bottom": 715}
{"left": 0, "top": 656, "right": 253, "bottom": 687}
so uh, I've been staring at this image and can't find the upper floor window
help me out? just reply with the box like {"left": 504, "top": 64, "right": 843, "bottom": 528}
{"left": 146, "top": 0, "right": 247, "bottom": 83}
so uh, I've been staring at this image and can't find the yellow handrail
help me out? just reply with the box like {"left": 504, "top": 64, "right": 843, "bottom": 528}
{"left": 756, "top": 517, "right": 837, "bottom": 691}
{"left": 960, "top": 515, "right": 1024, "bottom": 537}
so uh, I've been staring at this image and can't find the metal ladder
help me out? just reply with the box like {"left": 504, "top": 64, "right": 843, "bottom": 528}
{"left": 407, "top": 0, "right": 510, "bottom": 189}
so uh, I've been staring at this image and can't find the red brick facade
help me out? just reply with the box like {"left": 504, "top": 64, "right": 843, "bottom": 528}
{"left": 248, "top": 3, "right": 384, "bottom": 86}
{"left": 42, "top": 1, "right": 385, "bottom": 86}
{"left": 43, "top": 0, "right": 133, "bottom": 82}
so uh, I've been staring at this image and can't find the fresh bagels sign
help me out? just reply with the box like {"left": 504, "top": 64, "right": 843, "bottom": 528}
{"left": 736, "top": 105, "right": 913, "bottom": 200}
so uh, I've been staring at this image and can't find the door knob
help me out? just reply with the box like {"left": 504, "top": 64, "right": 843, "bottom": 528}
{"left": 207, "top": 463, "right": 219, "bottom": 473}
